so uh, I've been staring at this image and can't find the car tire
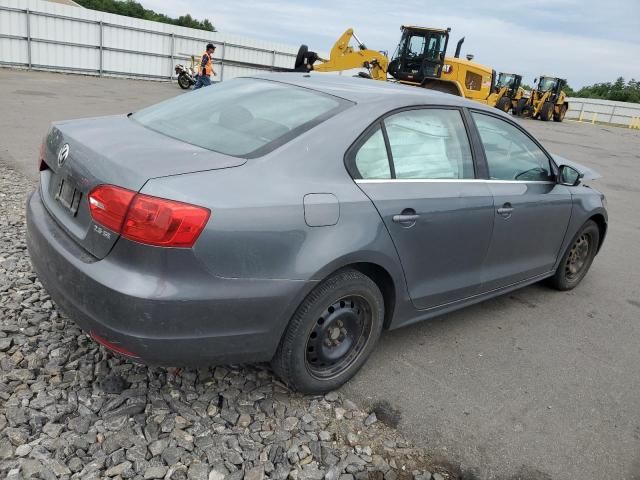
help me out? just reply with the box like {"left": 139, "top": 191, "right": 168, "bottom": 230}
{"left": 548, "top": 220, "right": 600, "bottom": 291}
{"left": 496, "top": 96, "right": 512, "bottom": 113}
{"left": 272, "top": 269, "right": 384, "bottom": 394}
{"left": 540, "top": 101, "right": 554, "bottom": 121}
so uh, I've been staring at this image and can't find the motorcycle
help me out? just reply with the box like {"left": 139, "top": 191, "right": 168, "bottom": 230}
{"left": 175, "top": 63, "right": 197, "bottom": 89}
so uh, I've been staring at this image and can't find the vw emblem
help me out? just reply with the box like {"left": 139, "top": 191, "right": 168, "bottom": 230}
{"left": 57, "top": 144, "right": 70, "bottom": 167}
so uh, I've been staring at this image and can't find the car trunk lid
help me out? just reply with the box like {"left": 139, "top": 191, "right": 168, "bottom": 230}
{"left": 40, "top": 115, "right": 246, "bottom": 259}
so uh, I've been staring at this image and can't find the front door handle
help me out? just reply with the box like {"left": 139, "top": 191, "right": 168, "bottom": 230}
{"left": 497, "top": 202, "right": 514, "bottom": 217}
{"left": 392, "top": 208, "right": 419, "bottom": 226}
{"left": 393, "top": 214, "right": 420, "bottom": 223}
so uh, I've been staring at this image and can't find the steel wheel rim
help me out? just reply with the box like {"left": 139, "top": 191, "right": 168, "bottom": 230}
{"left": 305, "top": 295, "right": 373, "bottom": 380}
{"left": 565, "top": 233, "right": 591, "bottom": 279}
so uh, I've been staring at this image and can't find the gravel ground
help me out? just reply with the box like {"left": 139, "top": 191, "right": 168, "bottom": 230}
{"left": 0, "top": 165, "right": 452, "bottom": 480}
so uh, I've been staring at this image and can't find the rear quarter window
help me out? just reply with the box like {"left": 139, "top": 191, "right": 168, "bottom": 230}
{"left": 132, "top": 78, "right": 352, "bottom": 158}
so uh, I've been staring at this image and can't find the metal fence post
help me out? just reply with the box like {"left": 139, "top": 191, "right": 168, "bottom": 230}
{"left": 578, "top": 102, "right": 585, "bottom": 122}
{"left": 169, "top": 33, "right": 175, "bottom": 79}
{"left": 26, "top": 8, "right": 31, "bottom": 68}
{"left": 99, "top": 21, "right": 103, "bottom": 76}
{"left": 220, "top": 41, "right": 226, "bottom": 81}
{"left": 609, "top": 105, "right": 616, "bottom": 124}
{"left": 271, "top": 50, "right": 276, "bottom": 71}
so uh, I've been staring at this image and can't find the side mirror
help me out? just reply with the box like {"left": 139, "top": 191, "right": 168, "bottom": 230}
{"left": 558, "top": 165, "right": 583, "bottom": 186}
{"left": 534, "top": 77, "right": 538, "bottom": 84}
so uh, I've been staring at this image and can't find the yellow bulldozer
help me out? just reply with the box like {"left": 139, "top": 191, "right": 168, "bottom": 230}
{"left": 294, "top": 27, "right": 524, "bottom": 113}
{"left": 514, "top": 76, "right": 569, "bottom": 122}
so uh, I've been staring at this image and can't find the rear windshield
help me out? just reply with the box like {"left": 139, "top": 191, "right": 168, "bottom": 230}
{"left": 132, "top": 78, "right": 351, "bottom": 158}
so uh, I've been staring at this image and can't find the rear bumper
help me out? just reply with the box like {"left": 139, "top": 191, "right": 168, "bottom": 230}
{"left": 26, "top": 188, "right": 310, "bottom": 366}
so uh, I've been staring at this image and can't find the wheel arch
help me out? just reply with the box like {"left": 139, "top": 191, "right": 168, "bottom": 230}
{"left": 308, "top": 257, "right": 403, "bottom": 331}
{"left": 349, "top": 262, "right": 396, "bottom": 330}
{"left": 588, "top": 213, "right": 607, "bottom": 253}
{"left": 421, "top": 79, "right": 463, "bottom": 96}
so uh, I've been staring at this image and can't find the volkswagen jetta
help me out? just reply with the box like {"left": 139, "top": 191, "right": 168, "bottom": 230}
{"left": 27, "top": 74, "right": 607, "bottom": 393}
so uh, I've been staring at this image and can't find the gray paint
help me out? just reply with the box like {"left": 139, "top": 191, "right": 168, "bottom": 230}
{"left": 27, "top": 73, "right": 607, "bottom": 365}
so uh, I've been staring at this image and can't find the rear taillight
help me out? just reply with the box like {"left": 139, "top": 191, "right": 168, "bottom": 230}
{"left": 88, "top": 185, "right": 136, "bottom": 233}
{"left": 88, "top": 185, "right": 210, "bottom": 248}
{"left": 122, "top": 194, "right": 211, "bottom": 247}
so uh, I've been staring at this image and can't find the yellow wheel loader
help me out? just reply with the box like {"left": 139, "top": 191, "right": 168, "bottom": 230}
{"left": 489, "top": 73, "right": 525, "bottom": 113}
{"left": 514, "top": 76, "right": 569, "bottom": 122}
{"left": 294, "top": 27, "right": 523, "bottom": 114}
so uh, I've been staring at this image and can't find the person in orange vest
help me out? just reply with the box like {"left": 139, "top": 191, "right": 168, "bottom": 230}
{"left": 194, "top": 43, "right": 216, "bottom": 89}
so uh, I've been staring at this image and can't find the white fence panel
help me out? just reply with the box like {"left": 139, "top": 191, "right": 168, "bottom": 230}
{"left": 31, "top": 11, "right": 99, "bottom": 45}
{"left": 32, "top": 40, "right": 99, "bottom": 70}
{"left": 0, "top": 7, "right": 25, "bottom": 35}
{"left": 0, "top": 37, "right": 27, "bottom": 63}
{"left": 566, "top": 97, "right": 640, "bottom": 127}
{"left": 0, "top": 0, "right": 298, "bottom": 80}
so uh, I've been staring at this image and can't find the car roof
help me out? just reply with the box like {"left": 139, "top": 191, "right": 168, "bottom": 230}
{"left": 245, "top": 72, "right": 497, "bottom": 113}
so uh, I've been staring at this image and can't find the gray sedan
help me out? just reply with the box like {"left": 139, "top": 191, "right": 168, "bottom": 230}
{"left": 26, "top": 73, "right": 607, "bottom": 393}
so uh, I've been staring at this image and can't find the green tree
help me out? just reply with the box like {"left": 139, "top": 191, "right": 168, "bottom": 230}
{"left": 75, "top": 0, "right": 215, "bottom": 31}
{"left": 563, "top": 83, "right": 576, "bottom": 97}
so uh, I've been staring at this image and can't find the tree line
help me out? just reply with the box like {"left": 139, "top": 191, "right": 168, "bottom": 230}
{"left": 568, "top": 77, "right": 640, "bottom": 104}
{"left": 75, "top": 0, "right": 215, "bottom": 32}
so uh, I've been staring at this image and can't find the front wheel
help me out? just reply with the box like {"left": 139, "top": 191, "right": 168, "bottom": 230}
{"left": 548, "top": 221, "right": 600, "bottom": 291}
{"left": 554, "top": 104, "right": 567, "bottom": 122}
{"left": 495, "top": 96, "right": 512, "bottom": 113}
{"left": 540, "top": 101, "right": 554, "bottom": 121}
{"left": 272, "top": 269, "right": 384, "bottom": 393}
{"left": 514, "top": 98, "right": 528, "bottom": 116}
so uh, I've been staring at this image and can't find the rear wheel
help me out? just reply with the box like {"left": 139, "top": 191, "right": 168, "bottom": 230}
{"left": 177, "top": 73, "right": 191, "bottom": 90}
{"left": 514, "top": 98, "right": 528, "bottom": 116}
{"left": 272, "top": 269, "right": 384, "bottom": 393}
{"left": 548, "top": 221, "right": 599, "bottom": 290}
{"left": 554, "top": 104, "right": 567, "bottom": 122}
{"left": 496, "top": 96, "right": 512, "bottom": 113}
{"left": 540, "top": 101, "right": 554, "bottom": 121}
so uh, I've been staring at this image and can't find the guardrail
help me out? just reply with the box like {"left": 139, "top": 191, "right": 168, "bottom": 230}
{"left": 0, "top": 4, "right": 297, "bottom": 81}
{"left": 566, "top": 98, "right": 640, "bottom": 129}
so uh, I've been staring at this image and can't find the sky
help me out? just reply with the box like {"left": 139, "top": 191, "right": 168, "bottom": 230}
{"left": 143, "top": 0, "right": 640, "bottom": 88}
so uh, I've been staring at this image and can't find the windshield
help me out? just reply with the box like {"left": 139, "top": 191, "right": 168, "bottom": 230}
{"left": 402, "top": 31, "right": 447, "bottom": 60}
{"left": 132, "top": 78, "right": 350, "bottom": 158}
{"left": 538, "top": 77, "right": 558, "bottom": 91}
{"left": 496, "top": 73, "right": 516, "bottom": 87}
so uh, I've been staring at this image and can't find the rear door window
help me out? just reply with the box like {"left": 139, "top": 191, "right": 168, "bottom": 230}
{"left": 384, "top": 109, "right": 474, "bottom": 179}
{"left": 132, "top": 78, "right": 351, "bottom": 158}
